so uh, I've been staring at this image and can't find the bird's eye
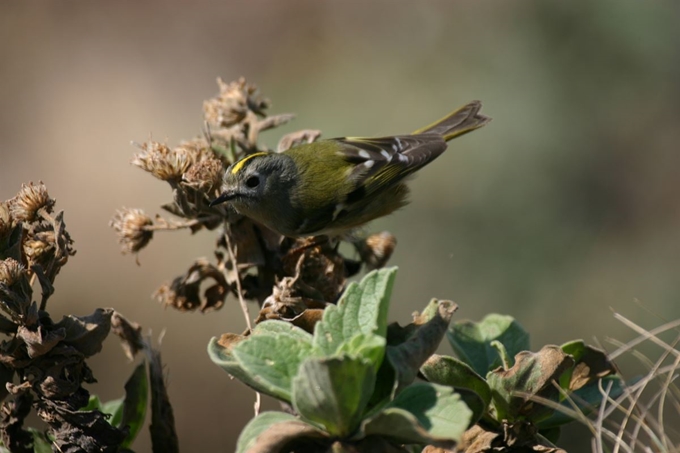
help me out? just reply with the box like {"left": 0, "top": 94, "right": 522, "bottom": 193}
{"left": 246, "top": 175, "right": 260, "bottom": 188}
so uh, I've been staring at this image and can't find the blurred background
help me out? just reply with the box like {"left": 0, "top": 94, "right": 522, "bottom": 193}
{"left": 1, "top": 1, "right": 680, "bottom": 451}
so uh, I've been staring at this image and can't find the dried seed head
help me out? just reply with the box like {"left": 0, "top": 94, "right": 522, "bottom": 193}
{"left": 0, "top": 201, "right": 12, "bottom": 238}
{"left": 174, "top": 138, "right": 217, "bottom": 163}
{"left": 153, "top": 282, "right": 198, "bottom": 312}
{"left": 0, "top": 258, "right": 27, "bottom": 287}
{"left": 182, "top": 157, "right": 224, "bottom": 194}
{"left": 10, "top": 182, "right": 54, "bottom": 222}
{"left": 358, "top": 232, "right": 397, "bottom": 270}
{"left": 203, "top": 77, "right": 269, "bottom": 127}
{"left": 131, "top": 141, "right": 191, "bottom": 182}
{"left": 24, "top": 228, "right": 56, "bottom": 269}
{"left": 110, "top": 208, "right": 154, "bottom": 254}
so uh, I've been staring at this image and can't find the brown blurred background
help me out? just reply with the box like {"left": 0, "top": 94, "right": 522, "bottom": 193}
{"left": 1, "top": 1, "right": 680, "bottom": 451}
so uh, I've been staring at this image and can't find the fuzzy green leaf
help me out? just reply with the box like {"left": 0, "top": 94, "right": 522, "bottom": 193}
{"left": 208, "top": 334, "right": 272, "bottom": 395}
{"left": 208, "top": 329, "right": 313, "bottom": 402}
{"left": 361, "top": 382, "right": 472, "bottom": 446}
{"left": 292, "top": 356, "right": 376, "bottom": 437}
{"left": 252, "top": 320, "right": 314, "bottom": 343}
{"left": 232, "top": 333, "right": 314, "bottom": 402}
{"left": 336, "top": 333, "right": 386, "bottom": 368}
{"left": 421, "top": 354, "right": 492, "bottom": 409}
{"left": 313, "top": 268, "right": 396, "bottom": 356}
{"left": 236, "top": 411, "right": 327, "bottom": 453}
{"left": 447, "top": 314, "right": 530, "bottom": 376}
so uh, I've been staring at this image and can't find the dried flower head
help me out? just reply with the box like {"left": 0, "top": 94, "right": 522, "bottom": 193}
{"left": 203, "top": 77, "right": 269, "bottom": 127}
{"left": 174, "top": 138, "right": 218, "bottom": 163}
{"left": 182, "top": 157, "right": 224, "bottom": 194}
{"left": 357, "top": 232, "right": 397, "bottom": 270}
{"left": 110, "top": 208, "right": 153, "bottom": 254}
{"left": 0, "top": 201, "right": 12, "bottom": 238}
{"left": 131, "top": 141, "right": 192, "bottom": 182}
{"left": 10, "top": 182, "right": 54, "bottom": 222}
{"left": 0, "top": 258, "right": 27, "bottom": 287}
{"left": 153, "top": 259, "right": 228, "bottom": 312}
{"left": 24, "top": 228, "right": 56, "bottom": 269}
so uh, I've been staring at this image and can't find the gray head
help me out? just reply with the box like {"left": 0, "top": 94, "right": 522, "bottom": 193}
{"left": 209, "top": 152, "right": 296, "bottom": 223}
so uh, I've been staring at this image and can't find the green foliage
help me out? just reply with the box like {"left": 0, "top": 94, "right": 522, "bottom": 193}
{"left": 210, "top": 268, "right": 476, "bottom": 452}
{"left": 420, "top": 313, "right": 620, "bottom": 451}
{"left": 84, "top": 361, "right": 149, "bottom": 449}
{"left": 447, "top": 314, "right": 529, "bottom": 375}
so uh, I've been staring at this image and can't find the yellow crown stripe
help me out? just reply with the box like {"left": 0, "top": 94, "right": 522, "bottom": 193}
{"left": 231, "top": 152, "right": 269, "bottom": 175}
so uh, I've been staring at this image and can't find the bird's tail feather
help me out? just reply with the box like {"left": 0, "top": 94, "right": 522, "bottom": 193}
{"left": 412, "top": 101, "right": 491, "bottom": 141}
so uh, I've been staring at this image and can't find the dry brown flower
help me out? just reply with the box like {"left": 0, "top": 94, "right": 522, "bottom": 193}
{"left": 174, "top": 137, "right": 218, "bottom": 163}
{"left": 153, "top": 259, "right": 228, "bottom": 312}
{"left": 0, "top": 258, "right": 27, "bottom": 287}
{"left": 182, "top": 157, "right": 224, "bottom": 194}
{"left": 110, "top": 208, "right": 153, "bottom": 254}
{"left": 23, "top": 228, "right": 56, "bottom": 270}
{"left": 203, "top": 77, "right": 269, "bottom": 128}
{"left": 131, "top": 141, "right": 191, "bottom": 182}
{"left": 9, "top": 182, "right": 54, "bottom": 222}
{"left": 0, "top": 202, "right": 12, "bottom": 238}
{"left": 356, "top": 231, "right": 397, "bottom": 270}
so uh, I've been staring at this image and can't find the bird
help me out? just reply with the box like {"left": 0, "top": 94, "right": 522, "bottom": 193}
{"left": 210, "top": 101, "right": 490, "bottom": 238}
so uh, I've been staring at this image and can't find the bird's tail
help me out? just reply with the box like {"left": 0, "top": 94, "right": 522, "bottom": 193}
{"left": 412, "top": 101, "right": 491, "bottom": 141}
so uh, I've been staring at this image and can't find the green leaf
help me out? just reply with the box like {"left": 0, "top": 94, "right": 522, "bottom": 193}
{"left": 101, "top": 398, "right": 124, "bottom": 427}
{"left": 28, "top": 428, "right": 52, "bottom": 453}
{"left": 232, "top": 333, "right": 314, "bottom": 402}
{"left": 336, "top": 333, "right": 386, "bottom": 368}
{"left": 447, "top": 314, "right": 530, "bottom": 376}
{"left": 313, "top": 268, "right": 396, "bottom": 356}
{"left": 486, "top": 345, "right": 574, "bottom": 423}
{"left": 361, "top": 382, "right": 473, "bottom": 446}
{"left": 236, "top": 411, "right": 327, "bottom": 453}
{"left": 119, "top": 361, "right": 148, "bottom": 448}
{"left": 81, "top": 395, "right": 103, "bottom": 411}
{"left": 292, "top": 356, "right": 376, "bottom": 437}
{"left": 208, "top": 334, "right": 274, "bottom": 395}
{"left": 386, "top": 299, "right": 458, "bottom": 392}
{"left": 252, "top": 320, "right": 314, "bottom": 343}
{"left": 421, "top": 354, "right": 492, "bottom": 409}
{"left": 537, "top": 375, "right": 625, "bottom": 429}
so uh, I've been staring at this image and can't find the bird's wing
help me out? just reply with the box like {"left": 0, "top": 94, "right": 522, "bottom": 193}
{"left": 335, "top": 134, "right": 447, "bottom": 201}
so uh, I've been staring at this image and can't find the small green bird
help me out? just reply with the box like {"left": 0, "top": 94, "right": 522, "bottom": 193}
{"left": 210, "top": 101, "right": 490, "bottom": 237}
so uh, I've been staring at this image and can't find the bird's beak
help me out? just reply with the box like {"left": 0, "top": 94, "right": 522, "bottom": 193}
{"left": 209, "top": 190, "right": 236, "bottom": 207}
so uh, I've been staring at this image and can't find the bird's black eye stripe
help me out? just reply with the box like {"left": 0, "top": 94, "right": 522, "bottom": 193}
{"left": 246, "top": 175, "right": 260, "bottom": 188}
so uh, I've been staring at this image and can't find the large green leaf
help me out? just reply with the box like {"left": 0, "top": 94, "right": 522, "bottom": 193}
{"left": 361, "top": 382, "right": 473, "bottom": 447}
{"left": 232, "top": 333, "right": 314, "bottom": 402}
{"left": 252, "top": 320, "right": 314, "bottom": 343}
{"left": 208, "top": 334, "right": 269, "bottom": 394}
{"left": 236, "top": 411, "right": 327, "bottom": 453}
{"left": 292, "top": 356, "right": 376, "bottom": 437}
{"left": 336, "top": 333, "right": 386, "bottom": 369}
{"left": 119, "top": 361, "right": 148, "bottom": 448}
{"left": 313, "top": 268, "right": 396, "bottom": 356}
{"left": 386, "top": 299, "right": 457, "bottom": 392}
{"left": 447, "top": 314, "right": 530, "bottom": 376}
{"left": 421, "top": 354, "right": 492, "bottom": 410}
